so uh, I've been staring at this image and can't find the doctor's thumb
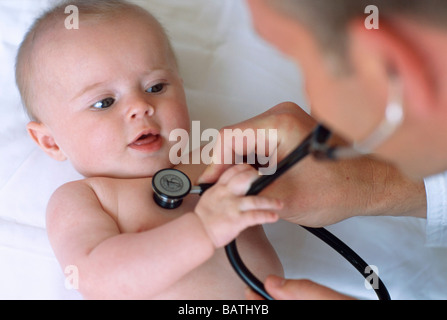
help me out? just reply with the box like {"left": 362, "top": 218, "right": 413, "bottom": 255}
{"left": 264, "top": 275, "right": 355, "bottom": 300}
{"left": 197, "top": 163, "right": 232, "bottom": 184}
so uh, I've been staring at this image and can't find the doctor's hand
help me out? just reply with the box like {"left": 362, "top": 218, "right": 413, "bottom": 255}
{"left": 199, "top": 102, "right": 315, "bottom": 183}
{"left": 198, "top": 102, "right": 426, "bottom": 228}
{"left": 245, "top": 275, "right": 355, "bottom": 300}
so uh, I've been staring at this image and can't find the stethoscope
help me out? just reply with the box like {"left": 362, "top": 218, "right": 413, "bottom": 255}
{"left": 152, "top": 124, "right": 391, "bottom": 300}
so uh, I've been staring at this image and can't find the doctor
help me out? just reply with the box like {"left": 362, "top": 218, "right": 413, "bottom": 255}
{"left": 199, "top": 0, "right": 447, "bottom": 299}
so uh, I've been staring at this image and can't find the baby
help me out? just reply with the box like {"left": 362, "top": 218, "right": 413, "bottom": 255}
{"left": 15, "top": 0, "right": 283, "bottom": 299}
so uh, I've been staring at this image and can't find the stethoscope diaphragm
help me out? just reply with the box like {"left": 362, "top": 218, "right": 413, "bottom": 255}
{"left": 152, "top": 168, "right": 214, "bottom": 209}
{"left": 152, "top": 168, "right": 192, "bottom": 209}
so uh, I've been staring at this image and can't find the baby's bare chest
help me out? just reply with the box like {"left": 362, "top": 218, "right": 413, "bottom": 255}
{"left": 88, "top": 176, "right": 282, "bottom": 299}
{"left": 95, "top": 177, "right": 200, "bottom": 233}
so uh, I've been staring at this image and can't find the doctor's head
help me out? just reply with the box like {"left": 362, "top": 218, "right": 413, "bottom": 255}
{"left": 247, "top": 0, "right": 447, "bottom": 179}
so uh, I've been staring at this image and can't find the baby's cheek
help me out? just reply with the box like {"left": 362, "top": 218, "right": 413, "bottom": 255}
{"left": 165, "top": 112, "right": 190, "bottom": 138}
{"left": 67, "top": 137, "right": 111, "bottom": 172}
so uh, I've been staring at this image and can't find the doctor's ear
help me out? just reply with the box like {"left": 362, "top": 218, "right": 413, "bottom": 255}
{"left": 26, "top": 121, "right": 67, "bottom": 161}
{"left": 346, "top": 18, "right": 435, "bottom": 117}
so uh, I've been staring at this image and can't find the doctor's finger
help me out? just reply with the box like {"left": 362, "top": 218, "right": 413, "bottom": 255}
{"left": 199, "top": 127, "right": 262, "bottom": 183}
{"left": 264, "top": 276, "right": 354, "bottom": 300}
{"left": 226, "top": 166, "right": 261, "bottom": 195}
{"left": 215, "top": 164, "right": 253, "bottom": 186}
{"left": 197, "top": 162, "right": 233, "bottom": 184}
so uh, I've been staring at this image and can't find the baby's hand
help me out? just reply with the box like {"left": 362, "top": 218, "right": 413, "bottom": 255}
{"left": 195, "top": 164, "right": 282, "bottom": 248}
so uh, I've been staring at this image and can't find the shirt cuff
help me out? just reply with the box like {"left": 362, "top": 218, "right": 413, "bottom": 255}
{"left": 425, "top": 172, "right": 447, "bottom": 247}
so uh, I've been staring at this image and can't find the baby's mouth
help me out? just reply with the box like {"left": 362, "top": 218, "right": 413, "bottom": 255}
{"left": 132, "top": 133, "right": 159, "bottom": 146}
{"left": 129, "top": 131, "right": 163, "bottom": 152}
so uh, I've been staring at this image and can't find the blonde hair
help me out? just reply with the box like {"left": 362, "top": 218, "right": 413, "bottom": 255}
{"left": 15, "top": 0, "right": 176, "bottom": 121}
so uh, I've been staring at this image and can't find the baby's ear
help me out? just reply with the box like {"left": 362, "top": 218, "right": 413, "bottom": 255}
{"left": 26, "top": 121, "right": 67, "bottom": 161}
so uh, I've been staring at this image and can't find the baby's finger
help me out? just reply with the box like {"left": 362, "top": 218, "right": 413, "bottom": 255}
{"left": 239, "top": 196, "right": 283, "bottom": 212}
{"left": 239, "top": 210, "right": 279, "bottom": 227}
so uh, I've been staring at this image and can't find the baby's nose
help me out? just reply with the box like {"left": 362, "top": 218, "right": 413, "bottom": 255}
{"left": 127, "top": 99, "right": 155, "bottom": 120}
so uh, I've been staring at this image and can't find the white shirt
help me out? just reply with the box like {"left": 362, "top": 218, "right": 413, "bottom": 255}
{"left": 425, "top": 172, "right": 447, "bottom": 247}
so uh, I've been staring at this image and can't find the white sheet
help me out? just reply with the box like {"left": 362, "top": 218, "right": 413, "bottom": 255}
{"left": 1, "top": 0, "right": 446, "bottom": 300}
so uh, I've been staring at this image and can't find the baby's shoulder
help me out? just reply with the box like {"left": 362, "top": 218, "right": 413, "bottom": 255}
{"left": 50, "top": 177, "right": 116, "bottom": 200}
{"left": 46, "top": 177, "right": 147, "bottom": 230}
{"left": 45, "top": 178, "right": 109, "bottom": 236}
{"left": 49, "top": 176, "right": 152, "bottom": 213}
{"left": 47, "top": 178, "right": 107, "bottom": 213}
{"left": 54, "top": 176, "right": 149, "bottom": 204}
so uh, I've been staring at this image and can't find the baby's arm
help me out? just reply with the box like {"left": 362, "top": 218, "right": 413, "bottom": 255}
{"left": 47, "top": 181, "right": 215, "bottom": 299}
{"left": 46, "top": 165, "right": 280, "bottom": 299}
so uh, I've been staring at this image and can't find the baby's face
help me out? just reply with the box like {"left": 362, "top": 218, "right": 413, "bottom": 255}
{"left": 31, "top": 12, "right": 190, "bottom": 178}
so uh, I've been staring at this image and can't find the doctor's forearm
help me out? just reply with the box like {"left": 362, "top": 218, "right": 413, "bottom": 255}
{"left": 270, "top": 156, "right": 427, "bottom": 227}
{"left": 362, "top": 158, "right": 427, "bottom": 219}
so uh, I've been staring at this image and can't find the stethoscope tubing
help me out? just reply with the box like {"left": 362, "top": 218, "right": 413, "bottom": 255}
{"left": 223, "top": 125, "right": 391, "bottom": 300}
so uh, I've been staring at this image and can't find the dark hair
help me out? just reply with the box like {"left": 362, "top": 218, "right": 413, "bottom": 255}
{"left": 268, "top": 0, "right": 447, "bottom": 67}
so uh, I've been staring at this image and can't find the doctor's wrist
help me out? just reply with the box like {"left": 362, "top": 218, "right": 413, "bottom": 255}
{"left": 360, "top": 158, "right": 427, "bottom": 219}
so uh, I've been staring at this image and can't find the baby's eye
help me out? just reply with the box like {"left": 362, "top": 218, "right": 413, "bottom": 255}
{"left": 146, "top": 83, "right": 166, "bottom": 94}
{"left": 92, "top": 97, "right": 115, "bottom": 109}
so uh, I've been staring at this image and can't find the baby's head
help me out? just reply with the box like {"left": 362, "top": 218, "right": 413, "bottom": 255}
{"left": 16, "top": 0, "right": 190, "bottom": 178}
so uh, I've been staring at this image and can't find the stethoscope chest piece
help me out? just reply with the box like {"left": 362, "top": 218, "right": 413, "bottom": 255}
{"left": 152, "top": 169, "right": 192, "bottom": 209}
